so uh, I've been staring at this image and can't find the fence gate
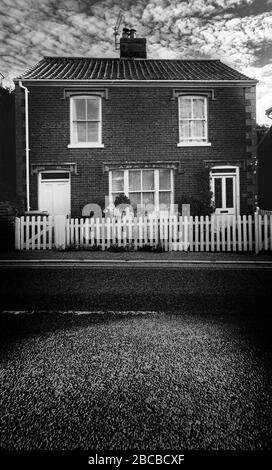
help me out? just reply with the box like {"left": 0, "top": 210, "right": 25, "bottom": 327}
{"left": 15, "top": 215, "right": 54, "bottom": 250}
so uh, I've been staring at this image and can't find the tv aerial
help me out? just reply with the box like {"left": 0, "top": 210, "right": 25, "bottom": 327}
{"left": 113, "top": 10, "right": 123, "bottom": 50}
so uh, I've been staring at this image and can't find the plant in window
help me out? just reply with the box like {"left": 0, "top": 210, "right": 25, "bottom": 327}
{"left": 114, "top": 194, "right": 133, "bottom": 218}
{"left": 114, "top": 194, "right": 131, "bottom": 207}
{"left": 104, "top": 194, "right": 132, "bottom": 217}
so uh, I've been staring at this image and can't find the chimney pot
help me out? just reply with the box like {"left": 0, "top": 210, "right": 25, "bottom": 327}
{"left": 122, "top": 27, "right": 130, "bottom": 38}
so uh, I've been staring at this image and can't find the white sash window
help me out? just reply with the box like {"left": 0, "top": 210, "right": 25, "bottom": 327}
{"left": 178, "top": 96, "right": 210, "bottom": 146}
{"left": 69, "top": 95, "right": 103, "bottom": 148}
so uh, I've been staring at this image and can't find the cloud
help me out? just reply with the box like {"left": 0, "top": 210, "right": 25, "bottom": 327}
{"left": 242, "top": 63, "right": 272, "bottom": 125}
{"left": 0, "top": 0, "right": 271, "bottom": 123}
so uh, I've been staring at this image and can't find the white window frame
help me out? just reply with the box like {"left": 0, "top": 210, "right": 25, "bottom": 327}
{"left": 68, "top": 95, "right": 104, "bottom": 148}
{"left": 210, "top": 166, "right": 240, "bottom": 215}
{"left": 177, "top": 95, "right": 211, "bottom": 147}
{"left": 109, "top": 169, "right": 174, "bottom": 210}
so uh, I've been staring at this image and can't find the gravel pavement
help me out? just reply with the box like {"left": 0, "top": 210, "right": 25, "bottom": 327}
{"left": 0, "top": 310, "right": 271, "bottom": 450}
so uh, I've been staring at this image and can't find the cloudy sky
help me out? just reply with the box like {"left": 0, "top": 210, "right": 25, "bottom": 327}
{"left": 0, "top": 0, "right": 271, "bottom": 124}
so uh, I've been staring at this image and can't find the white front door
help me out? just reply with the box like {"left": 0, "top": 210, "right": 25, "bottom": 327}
{"left": 39, "top": 172, "right": 71, "bottom": 216}
{"left": 211, "top": 167, "right": 239, "bottom": 216}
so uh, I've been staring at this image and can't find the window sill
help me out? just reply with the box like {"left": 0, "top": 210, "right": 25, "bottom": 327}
{"left": 177, "top": 142, "right": 211, "bottom": 147}
{"left": 68, "top": 143, "right": 104, "bottom": 149}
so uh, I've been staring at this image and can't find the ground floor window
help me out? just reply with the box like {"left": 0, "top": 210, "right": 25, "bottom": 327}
{"left": 210, "top": 166, "right": 240, "bottom": 215}
{"left": 109, "top": 169, "right": 174, "bottom": 211}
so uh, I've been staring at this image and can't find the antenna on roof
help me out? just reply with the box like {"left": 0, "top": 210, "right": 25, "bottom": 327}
{"left": 113, "top": 10, "right": 123, "bottom": 50}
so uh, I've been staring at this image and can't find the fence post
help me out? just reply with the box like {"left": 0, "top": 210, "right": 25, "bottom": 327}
{"left": 14, "top": 217, "right": 21, "bottom": 250}
{"left": 54, "top": 215, "right": 66, "bottom": 250}
{"left": 254, "top": 212, "right": 259, "bottom": 254}
{"left": 184, "top": 216, "right": 189, "bottom": 251}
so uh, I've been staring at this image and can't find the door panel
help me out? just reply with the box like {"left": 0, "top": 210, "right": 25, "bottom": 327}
{"left": 214, "top": 178, "right": 222, "bottom": 209}
{"left": 225, "top": 178, "right": 234, "bottom": 209}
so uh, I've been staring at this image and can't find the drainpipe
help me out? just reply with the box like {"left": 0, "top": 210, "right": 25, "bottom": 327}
{"left": 19, "top": 80, "right": 30, "bottom": 212}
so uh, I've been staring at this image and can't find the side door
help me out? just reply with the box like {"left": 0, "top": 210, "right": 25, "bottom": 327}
{"left": 211, "top": 167, "right": 239, "bottom": 216}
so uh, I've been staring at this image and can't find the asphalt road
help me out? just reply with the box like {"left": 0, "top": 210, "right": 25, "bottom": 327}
{"left": 0, "top": 266, "right": 272, "bottom": 313}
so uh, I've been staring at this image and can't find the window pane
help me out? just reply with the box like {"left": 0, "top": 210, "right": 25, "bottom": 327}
{"left": 41, "top": 172, "right": 69, "bottom": 180}
{"left": 159, "top": 170, "right": 171, "bottom": 190}
{"left": 112, "top": 171, "right": 124, "bottom": 192}
{"left": 211, "top": 168, "right": 236, "bottom": 174}
{"left": 180, "top": 120, "right": 190, "bottom": 139}
{"left": 193, "top": 98, "right": 205, "bottom": 119}
{"left": 129, "top": 171, "right": 141, "bottom": 191}
{"left": 73, "top": 99, "right": 86, "bottom": 120}
{"left": 73, "top": 122, "right": 86, "bottom": 143}
{"left": 87, "top": 98, "right": 100, "bottom": 120}
{"left": 142, "top": 171, "right": 154, "bottom": 191}
{"left": 226, "top": 178, "right": 234, "bottom": 208}
{"left": 142, "top": 192, "right": 154, "bottom": 205}
{"left": 159, "top": 192, "right": 171, "bottom": 207}
{"left": 179, "top": 98, "right": 192, "bottom": 118}
{"left": 87, "top": 122, "right": 99, "bottom": 142}
{"left": 214, "top": 178, "right": 222, "bottom": 208}
{"left": 191, "top": 120, "right": 205, "bottom": 139}
{"left": 129, "top": 192, "right": 141, "bottom": 209}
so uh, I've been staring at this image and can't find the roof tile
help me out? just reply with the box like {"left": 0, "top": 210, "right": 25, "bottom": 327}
{"left": 20, "top": 57, "right": 255, "bottom": 82}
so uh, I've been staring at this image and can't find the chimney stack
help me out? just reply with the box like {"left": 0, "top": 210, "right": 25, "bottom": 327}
{"left": 120, "top": 28, "right": 147, "bottom": 59}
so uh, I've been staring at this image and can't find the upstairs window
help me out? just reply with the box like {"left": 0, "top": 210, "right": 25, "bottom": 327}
{"left": 69, "top": 95, "right": 103, "bottom": 147}
{"left": 178, "top": 96, "right": 209, "bottom": 146}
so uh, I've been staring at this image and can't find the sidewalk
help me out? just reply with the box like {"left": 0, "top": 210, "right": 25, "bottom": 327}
{"left": 1, "top": 249, "right": 272, "bottom": 262}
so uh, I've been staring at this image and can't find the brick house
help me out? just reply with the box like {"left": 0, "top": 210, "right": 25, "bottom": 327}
{"left": 14, "top": 32, "right": 258, "bottom": 218}
{"left": 257, "top": 108, "right": 272, "bottom": 210}
{"left": 0, "top": 76, "right": 16, "bottom": 248}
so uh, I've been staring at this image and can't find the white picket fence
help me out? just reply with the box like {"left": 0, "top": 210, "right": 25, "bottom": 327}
{"left": 15, "top": 213, "right": 272, "bottom": 253}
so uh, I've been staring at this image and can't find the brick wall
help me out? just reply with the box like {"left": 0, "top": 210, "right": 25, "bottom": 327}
{"left": 0, "top": 202, "right": 15, "bottom": 250}
{"left": 257, "top": 127, "right": 272, "bottom": 210}
{"left": 0, "top": 89, "right": 16, "bottom": 249}
{"left": 15, "top": 84, "right": 256, "bottom": 216}
{"left": 0, "top": 89, "right": 16, "bottom": 199}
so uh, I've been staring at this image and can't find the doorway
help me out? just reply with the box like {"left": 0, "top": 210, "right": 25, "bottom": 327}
{"left": 211, "top": 166, "right": 239, "bottom": 216}
{"left": 39, "top": 171, "right": 71, "bottom": 216}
